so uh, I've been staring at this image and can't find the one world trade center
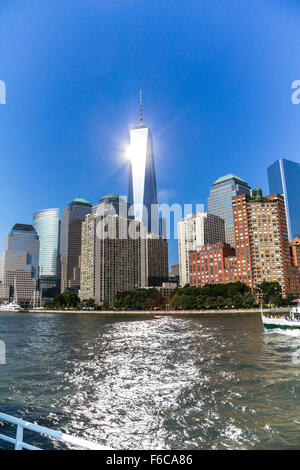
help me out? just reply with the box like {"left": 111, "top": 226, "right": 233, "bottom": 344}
{"left": 127, "top": 92, "right": 159, "bottom": 234}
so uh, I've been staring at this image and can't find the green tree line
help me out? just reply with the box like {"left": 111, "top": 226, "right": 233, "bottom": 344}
{"left": 44, "top": 281, "right": 297, "bottom": 311}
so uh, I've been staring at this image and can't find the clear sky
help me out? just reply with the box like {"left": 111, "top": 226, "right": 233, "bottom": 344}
{"left": 1, "top": 0, "right": 300, "bottom": 267}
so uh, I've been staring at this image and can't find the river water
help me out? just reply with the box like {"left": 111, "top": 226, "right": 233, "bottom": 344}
{"left": 0, "top": 312, "right": 300, "bottom": 450}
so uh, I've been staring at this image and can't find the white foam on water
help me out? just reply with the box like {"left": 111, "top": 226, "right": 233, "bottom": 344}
{"left": 265, "top": 328, "right": 300, "bottom": 338}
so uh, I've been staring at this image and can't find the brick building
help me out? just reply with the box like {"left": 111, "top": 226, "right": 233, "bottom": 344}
{"left": 189, "top": 189, "right": 300, "bottom": 296}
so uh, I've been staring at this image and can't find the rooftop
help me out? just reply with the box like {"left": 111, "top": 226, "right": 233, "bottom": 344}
{"left": 213, "top": 174, "right": 247, "bottom": 185}
{"left": 12, "top": 224, "right": 35, "bottom": 232}
{"left": 71, "top": 197, "right": 92, "bottom": 205}
{"left": 100, "top": 193, "right": 120, "bottom": 201}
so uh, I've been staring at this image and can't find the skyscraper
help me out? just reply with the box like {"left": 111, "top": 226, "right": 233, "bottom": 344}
{"left": 127, "top": 92, "right": 159, "bottom": 233}
{"left": 0, "top": 224, "right": 40, "bottom": 303}
{"left": 178, "top": 212, "right": 225, "bottom": 286}
{"left": 33, "top": 208, "right": 60, "bottom": 297}
{"left": 267, "top": 158, "right": 300, "bottom": 240}
{"left": 146, "top": 233, "right": 169, "bottom": 286}
{"left": 208, "top": 174, "right": 251, "bottom": 247}
{"left": 60, "top": 197, "right": 92, "bottom": 294}
{"left": 80, "top": 211, "right": 146, "bottom": 306}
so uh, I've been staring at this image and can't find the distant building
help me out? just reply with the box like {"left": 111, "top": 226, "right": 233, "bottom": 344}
{"left": 170, "top": 264, "right": 179, "bottom": 284}
{"left": 178, "top": 212, "right": 225, "bottom": 287}
{"left": 189, "top": 242, "right": 235, "bottom": 287}
{"left": 208, "top": 174, "right": 251, "bottom": 247}
{"left": 60, "top": 197, "right": 92, "bottom": 294}
{"left": 33, "top": 208, "right": 60, "bottom": 298}
{"left": 145, "top": 282, "right": 177, "bottom": 300}
{"left": 171, "top": 264, "right": 179, "bottom": 277}
{"left": 80, "top": 213, "right": 146, "bottom": 305}
{"left": 290, "top": 237, "right": 300, "bottom": 270}
{"left": 267, "top": 158, "right": 300, "bottom": 240}
{"left": 0, "top": 224, "right": 40, "bottom": 303}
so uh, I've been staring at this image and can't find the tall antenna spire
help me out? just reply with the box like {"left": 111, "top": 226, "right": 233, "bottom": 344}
{"left": 139, "top": 90, "right": 143, "bottom": 125}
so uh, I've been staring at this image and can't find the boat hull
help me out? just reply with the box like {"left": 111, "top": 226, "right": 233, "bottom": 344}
{"left": 263, "top": 322, "right": 300, "bottom": 330}
{"left": 262, "top": 314, "right": 300, "bottom": 330}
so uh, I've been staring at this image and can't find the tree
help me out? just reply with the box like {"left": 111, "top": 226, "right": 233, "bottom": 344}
{"left": 256, "top": 281, "right": 282, "bottom": 306}
{"left": 51, "top": 291, "right": 80, "bottom": 309}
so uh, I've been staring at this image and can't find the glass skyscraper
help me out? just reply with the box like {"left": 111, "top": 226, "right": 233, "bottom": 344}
{"left": 33, "top": 208, "right": 60, "bottom": 295}
{"left": 207, "top": 174, "right": 251, "bottom": 247}
{"left": 267, "top": 158, "right": 300, "bottom": 240}
{"left": 127, "top": 93, "right": 159, "bottom": 233}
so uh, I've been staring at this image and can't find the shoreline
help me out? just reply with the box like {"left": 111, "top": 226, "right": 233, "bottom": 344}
{"left": 19, "top": 307, "right": 290, "bottom": 316}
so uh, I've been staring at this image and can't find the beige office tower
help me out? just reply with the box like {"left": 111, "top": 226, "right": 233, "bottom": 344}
{"left": 80, "top": 213, "right": 146, "bottom": 306}
{"left": 178, "top": 212, "right": 225, "bottom": 287}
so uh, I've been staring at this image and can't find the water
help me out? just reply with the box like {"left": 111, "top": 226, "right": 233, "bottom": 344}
{"left": 1, "top": 312, "right": 300, "bottom": 450}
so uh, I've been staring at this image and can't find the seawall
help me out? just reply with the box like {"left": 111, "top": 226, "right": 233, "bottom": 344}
{"left": 26, "top": 308, "right": 290, "bottom": 316}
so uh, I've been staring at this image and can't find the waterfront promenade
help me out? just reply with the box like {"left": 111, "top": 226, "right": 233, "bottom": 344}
{"left": 26, "top": 307, "right": 289, "bottom": 316}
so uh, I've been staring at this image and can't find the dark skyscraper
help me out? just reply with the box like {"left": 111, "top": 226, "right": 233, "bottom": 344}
{"left": 267, "top": 158, "right": 300, "bottom": 240}
{"left": 127, "top": 92, "right": 159, "bottom": 233}
{"left": 60, "top": 197, "right": 92, "bottom": 294}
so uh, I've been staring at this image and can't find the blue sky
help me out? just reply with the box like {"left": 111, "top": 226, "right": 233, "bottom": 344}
{"left": 1, "top": 0, "right": 300, "bottom": 267}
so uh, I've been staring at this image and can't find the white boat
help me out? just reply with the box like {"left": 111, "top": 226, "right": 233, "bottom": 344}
{"left": 262, "top": 299, "right": 300, "bottom": 329}
{"left": 0, "top": 301, "right": 23, "bottom": 312}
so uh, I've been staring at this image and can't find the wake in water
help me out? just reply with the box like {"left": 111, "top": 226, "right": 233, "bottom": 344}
{"left": 264, "top": 328, "right": 300, "bottom": 338}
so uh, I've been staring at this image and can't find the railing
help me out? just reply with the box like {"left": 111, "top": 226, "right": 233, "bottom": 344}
{"left": 0, "top": 412, "right": 112, "bottom": 450}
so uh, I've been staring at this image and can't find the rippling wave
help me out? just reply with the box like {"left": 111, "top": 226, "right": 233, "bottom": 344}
{"left": 1, "top": 312, "right": 300, "bottom": 449}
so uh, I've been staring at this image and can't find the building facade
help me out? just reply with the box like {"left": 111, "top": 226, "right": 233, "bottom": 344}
{"left": 60, "top": 197, "right": 92, "bottom": 294}
{"left": 33, "top": 208, "right": 60, "bottom": 297}
{"left": 80, "top": 213, "right": 146, "bottom": 305}
{"left": 146, "top": 233, "right": 169, "bottom": 287}
{"left": 178, "top": 212, "right": 225, "bottom": 286}
{"left": 208, "top": 174, "right": 251, "bottom": 248}
{"left": 0, "top": 224, "right": 40, "bottom": 303}
{"left": 189, "top": 242, "right": 235, "bottom": 287}
{"left": 267, "top": 158, "right": 300, "bottom": 240}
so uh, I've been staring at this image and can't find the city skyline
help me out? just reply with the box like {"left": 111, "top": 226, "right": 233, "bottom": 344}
{"left": 1, "top": 1, "right": 300, "bottom": 268}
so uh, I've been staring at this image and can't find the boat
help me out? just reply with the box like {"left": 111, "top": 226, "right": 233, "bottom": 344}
{"left": 261, "top": 299, "right": 300, "bottom": 329}
{"left": 0, "top": 277, "right": 24, "bottom": 312}
{"left": 0, "top": 301, "right": 23, "bottom": 312}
